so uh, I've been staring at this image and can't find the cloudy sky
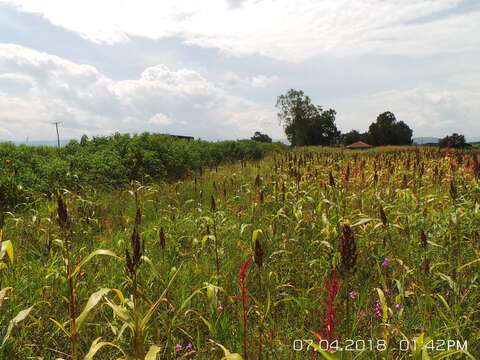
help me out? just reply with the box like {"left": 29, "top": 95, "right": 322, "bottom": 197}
{"left": 0, "top": 0, "right": 479, "bottom": 142}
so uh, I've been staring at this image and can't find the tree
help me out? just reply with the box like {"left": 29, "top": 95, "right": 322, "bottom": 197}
{"left": 80, "top": 134, "right": 89, "bottom": 146}
{"left": 368, "top": 111, "right": 413, "bottom": 146}
{"left": 276, "top": 89, "right": 339, "bottom": 146}
{"left": 251, "top": 131, "right": 272, "bottom": 143}
{"left": 342, "top": 130, "right": 370, "bottom": 145}
{"left": 438, "top": 133, "right": 469, "bottom": 148}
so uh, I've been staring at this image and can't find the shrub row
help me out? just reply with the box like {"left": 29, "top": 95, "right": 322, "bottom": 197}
{"left": 0, "top": 132, "right": 287, "bottom": 207}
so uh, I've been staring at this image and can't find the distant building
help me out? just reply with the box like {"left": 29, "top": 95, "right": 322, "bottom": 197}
{"left": 170, "top": 134, "right": 194, "bottom": 140}
{"left": 345, "top": 141, "right": 373, "bottom": 150}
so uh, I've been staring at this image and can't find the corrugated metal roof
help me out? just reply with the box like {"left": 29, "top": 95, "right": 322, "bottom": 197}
{"left": 346, "top": 141, "right": 372, "bottom": 149}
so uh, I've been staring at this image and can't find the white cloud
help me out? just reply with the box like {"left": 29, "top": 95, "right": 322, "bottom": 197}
{"left": 0, "top": 43, "right": 282, "bottom": 141}
{"left": 222, "top": 72, "right": 279, "bottom": 89}
{"left": 148, "top": 113, "right": 174, "bottom": 126}
{"left": 140, "top": 64, "right": 209, "bottom": 87}
{"left": 1, "top": 43, "right": 478, "bottom": 141}
{"left": 1, "top": 0, "right": 478, "bottom": 61}
{"left": 225, "top": 0, "right": 249, "bottom": 9}
{"left": 0, "top": 73, "right": 33, "bottom": 82}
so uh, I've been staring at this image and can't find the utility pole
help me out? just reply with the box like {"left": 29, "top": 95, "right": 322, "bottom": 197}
{"left": 53, "top": 122, "right": 62, "bottom": 147}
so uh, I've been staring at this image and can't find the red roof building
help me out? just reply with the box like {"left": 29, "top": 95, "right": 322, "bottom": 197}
{"left": 345, "top": 141, "right": 373, "bottom": 149}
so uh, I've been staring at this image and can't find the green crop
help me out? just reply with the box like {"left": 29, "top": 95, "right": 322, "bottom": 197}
{"left": 0, "top": 145, "right": 479, "bottom": 359}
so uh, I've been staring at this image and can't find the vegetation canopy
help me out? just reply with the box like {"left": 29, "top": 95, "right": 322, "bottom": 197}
{"left": 0, "top": 143, "right": 479, "bottom": 359}
{"left": 439, "top": 133, "right": 470, "bottom": 148}
{"left": 368, "top": 111, "right": 413, "bottom": 146}
{"left": 0, "top": 133, "right": 286, "bottom": 208}
{"left": 250, "top": 131, "right": 272, "bottom": 143}
{"left": 276, "top": 89, "right": 340, "bottom": 146}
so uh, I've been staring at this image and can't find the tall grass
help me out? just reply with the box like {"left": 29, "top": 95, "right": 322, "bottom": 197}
{"left": 0, "top": 146, "right": 478, "bottom": 359}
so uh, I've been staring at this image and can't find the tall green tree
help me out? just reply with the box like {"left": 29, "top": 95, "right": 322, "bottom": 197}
{"left": 251, "top": 131, "right": 272, "bottom": 143}
{"left": 276, "top": 89, "right": 339, "bottom": 146}
{"left": 438, "top": 133, "right": 469, "bottom": 148}
{"left": 342, "top": 130, "right": 370, "bottom": 145}
{"left": 368, "top": 111, "right": 413, "bottom": 146}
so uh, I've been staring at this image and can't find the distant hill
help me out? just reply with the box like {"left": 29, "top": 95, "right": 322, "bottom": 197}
{"left": 272, "top": 138, "right": 290, "bottom": 145}
{"left": 0, "top": 140, "right": 71, "bottom": 146}
{"left": 413, "top": 137, "right": 439, "bottom": 144}
{"left": 413, "top": 136, "right": 480, "bottom": 145}
{"left": 467, "top": 137, "right": 480, "bottom": 143}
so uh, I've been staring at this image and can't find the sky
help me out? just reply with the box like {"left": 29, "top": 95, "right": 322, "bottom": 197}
{"left": 0, "top": 0, "right": 479, "bottom": 142}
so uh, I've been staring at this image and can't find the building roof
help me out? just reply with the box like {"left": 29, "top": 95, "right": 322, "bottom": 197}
{"left": 170, "top": 134, "right": 194, "bottom": 140}
{"left": 346, "top": 141, "right": 372, "bottom": 149}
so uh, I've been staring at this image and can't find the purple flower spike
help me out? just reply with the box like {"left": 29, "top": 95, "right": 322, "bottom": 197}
{"left": 349, "top": 291, "right": 357, "bottom": 300}
{"left": 359, "top": 310, "right": 366, "bottom": 317}
{"left": 395, "top": 303, "right": 401, "bottom": 310}
{"left": 381, "top": 258, "right": 389, "bottom": 268}
{"left": 385, "top": 288, "right": 391, "bottom": 296}
{"left": 374, "top": 300, "right": 382, "bottom": 318}
{"left": 175, "top": 344, "right": 183, "bottom": 353}
{"left": 185, "top": 343, "right": 193, "bottom": 351}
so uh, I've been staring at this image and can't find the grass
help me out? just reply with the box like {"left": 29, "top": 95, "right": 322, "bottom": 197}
{"left": 0, "top": 146, "right": 479, "bottom": 359}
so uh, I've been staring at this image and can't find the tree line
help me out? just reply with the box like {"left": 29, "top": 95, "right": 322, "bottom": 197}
{"left": 251, "top": 89, "right": 469, "bottom": 148}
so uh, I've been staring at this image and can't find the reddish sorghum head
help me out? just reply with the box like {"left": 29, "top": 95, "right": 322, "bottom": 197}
{"left": 322, "top": 270, "right": 340, "bottom": 346}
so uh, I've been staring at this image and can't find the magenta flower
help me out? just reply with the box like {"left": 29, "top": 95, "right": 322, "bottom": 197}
{"left": 385, "top": 288, "right": 391, "bottom": 296}
{"left": 175, "top": 344, "right": 182, "bottom": 353}
{"left": 381, "top": 258, "right": 389, "bottom": 268}
{"left": 185, "top": 343, "right": 193, "bottom": 351}
{"left": 359, "top": 309, "right": 366, "bottom": 317}
{"left": 395, "top": 303, "right": 401, "bottom": 310}
{"left": 349, "top": 291, "right": 357, "bottom": 300}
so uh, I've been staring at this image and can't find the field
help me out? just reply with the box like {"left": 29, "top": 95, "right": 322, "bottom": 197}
{"left": 0, "top": 145, "right": 479, "bottom": 359}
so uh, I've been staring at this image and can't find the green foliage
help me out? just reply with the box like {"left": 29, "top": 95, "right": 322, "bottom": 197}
{"left": 368, "top": 111, "right": 413, "bottom": 146}
{"left": 0, "top": 133, "right": 286, "bottom": 208}
{"left": 276, "top": 89, "right": 339, "bottom": 146}
{"left": 251, "top": 131, "right": 272, "bottom": 143}
{"left": 0, "top": 146, "right": 479, "bottom": 359}
{"left": 438, "top": 133, "right": 470, "bottom": 148}
{"left": 342, "top": 130, "right": 370, "bottom": 145}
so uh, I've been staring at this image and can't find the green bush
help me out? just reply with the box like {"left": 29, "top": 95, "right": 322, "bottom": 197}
{"left": 0, "top": 133, "right": 287, "bottom": 208}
